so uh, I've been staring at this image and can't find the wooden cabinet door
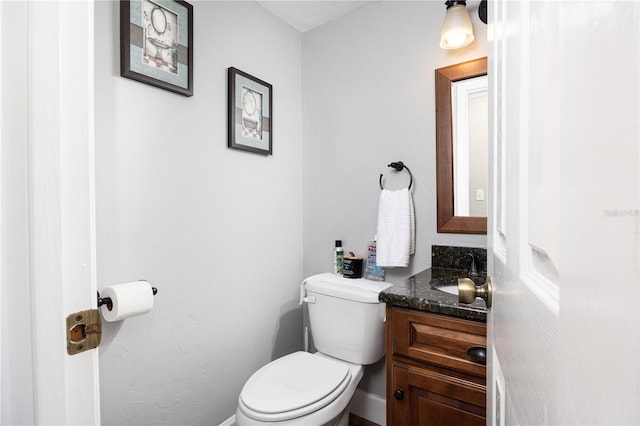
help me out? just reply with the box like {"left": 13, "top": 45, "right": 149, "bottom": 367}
{"left": 389, "top": 363, "right": 485, "bottom": 426}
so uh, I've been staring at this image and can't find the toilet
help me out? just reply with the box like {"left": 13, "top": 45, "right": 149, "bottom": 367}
{"left": 236, "top": 273, "right": 392, "bottom": 426}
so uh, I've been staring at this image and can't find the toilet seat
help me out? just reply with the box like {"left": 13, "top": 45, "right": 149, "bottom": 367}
{"left": 238, "top": 351, "right": 352, "bottom": 422}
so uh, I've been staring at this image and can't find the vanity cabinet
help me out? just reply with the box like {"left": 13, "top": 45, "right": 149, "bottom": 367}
{"left": 386, "top": 306, "right": 487, "bottom": 426}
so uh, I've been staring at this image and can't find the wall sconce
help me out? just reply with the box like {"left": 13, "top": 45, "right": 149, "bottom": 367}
{"left": 440, "top": 0, "right": 475, "bottom": 50}
{"left": 479, "top": 0, "right": 487, "bottom": 24}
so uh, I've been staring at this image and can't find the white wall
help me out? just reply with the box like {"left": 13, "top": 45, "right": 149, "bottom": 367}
{"left": 301, "top": 1, "right": 488, "bottom": 397}
{"left": 94, "top": 1, "right": 303, "bottom": 424}
{"left": 468, "top": 92, "right": 488, "bottom": 216}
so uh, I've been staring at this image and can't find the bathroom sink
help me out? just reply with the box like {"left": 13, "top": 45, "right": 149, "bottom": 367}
{"left": 436, "top": 285, "right": 458, "bottom": 295}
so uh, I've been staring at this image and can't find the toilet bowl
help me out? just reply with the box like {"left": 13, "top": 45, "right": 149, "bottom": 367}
{"left": 236, "top": 273, "right": 391, "bottom": 426}
{"left": 236, "top": 352, "right": 363, "bottom": 426}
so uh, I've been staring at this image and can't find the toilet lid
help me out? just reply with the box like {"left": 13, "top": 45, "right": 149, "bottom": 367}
{"left": 240, "top": 352, "right": 351, "bottom": 419}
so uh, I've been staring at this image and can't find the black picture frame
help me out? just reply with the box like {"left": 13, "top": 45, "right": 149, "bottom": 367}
{"left": 228, "top": 67, "right": 273, "bottom": 156}
{"left": 120, "top": 0, "right": 193, "bottom": 97}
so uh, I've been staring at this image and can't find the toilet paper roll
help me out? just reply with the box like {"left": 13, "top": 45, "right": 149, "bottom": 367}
{"left": 100, "top": 281, "right": 154, "bottom": 322}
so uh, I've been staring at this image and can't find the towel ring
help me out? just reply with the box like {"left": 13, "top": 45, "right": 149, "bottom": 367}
{"left": 379, "top": 161, "right": 413, "bottom": 190}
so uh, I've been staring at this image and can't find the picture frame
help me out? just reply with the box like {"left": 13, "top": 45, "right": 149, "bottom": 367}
{"left": 228, "top": 67, "right": 273, "bottom": 156}
{"left": 120, "top": 0, "right": 193, "bottom": 97}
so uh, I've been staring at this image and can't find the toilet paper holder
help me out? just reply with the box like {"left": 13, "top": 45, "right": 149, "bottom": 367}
{"left": 97, "top": 283, "right": 157, "bottom": 309}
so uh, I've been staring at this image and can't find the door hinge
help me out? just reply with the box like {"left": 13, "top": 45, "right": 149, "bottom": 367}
{"left": 66, "top": 309, "right": 102, "bottom": 355}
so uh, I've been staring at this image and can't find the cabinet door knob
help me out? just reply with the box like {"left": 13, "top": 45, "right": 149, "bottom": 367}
{"left": 466, "top": 346, "right": 487, "bottom": 365}
{"left": 393, "top": 388, "right": 405, "bottom": 400}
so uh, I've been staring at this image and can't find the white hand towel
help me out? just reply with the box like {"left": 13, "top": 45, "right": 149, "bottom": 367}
{"left": 409, "top": 193, "right": 415, "bottom": 255}
{"left": 376, "top": 188, "right": 415, "bottom": 267}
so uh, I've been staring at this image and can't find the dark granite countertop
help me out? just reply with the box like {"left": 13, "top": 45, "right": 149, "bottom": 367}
{"left": 379, "top": 268, "right": 488, "bottom": 322}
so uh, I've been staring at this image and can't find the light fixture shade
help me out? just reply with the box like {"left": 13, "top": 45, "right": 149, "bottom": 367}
{"left": 440, "top": 4, "right": 475, "bottom": 49}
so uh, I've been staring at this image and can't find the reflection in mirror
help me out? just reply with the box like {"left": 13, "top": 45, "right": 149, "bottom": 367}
{"left": 452, "top": 75, "right": 488, "bottom": 217}
{"left": 436, "top": 57, "right": 487, "bottom": 234}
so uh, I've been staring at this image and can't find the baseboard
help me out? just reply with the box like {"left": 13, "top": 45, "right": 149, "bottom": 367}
{"left": 218, "top": 414, "right": 236, "bottom": 426}
{"left": 350, "top": 389, "right": 386, "bottom": 426}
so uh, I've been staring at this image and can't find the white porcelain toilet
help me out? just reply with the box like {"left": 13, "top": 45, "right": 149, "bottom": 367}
{"left": 236, "top": 273, "right": 392, "bottom": 426}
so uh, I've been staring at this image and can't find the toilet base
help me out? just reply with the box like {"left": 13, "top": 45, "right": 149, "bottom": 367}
{"left": 333, "top": 406, "right": 350, "bottom": 426}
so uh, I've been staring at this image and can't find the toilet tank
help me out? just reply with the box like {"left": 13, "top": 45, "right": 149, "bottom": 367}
{"left": 303, "top": 273, "right": 393, "bottom": 365}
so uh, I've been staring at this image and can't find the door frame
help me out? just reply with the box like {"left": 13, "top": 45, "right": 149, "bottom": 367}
{"left": 1, "top": 1, "right": 100, "bottom": 423}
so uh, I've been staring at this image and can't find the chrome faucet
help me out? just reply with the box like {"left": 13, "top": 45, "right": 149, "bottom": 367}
{"left": 467, "top": 253, "right": 478, "bottom": 276}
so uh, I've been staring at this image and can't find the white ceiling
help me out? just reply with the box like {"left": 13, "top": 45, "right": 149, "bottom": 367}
{"left": 257, "top": 1, "right": 380, "bottom": 33}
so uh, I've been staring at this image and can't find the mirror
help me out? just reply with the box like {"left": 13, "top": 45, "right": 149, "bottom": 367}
{"left": 436, "top": 57, "right": 488, "bottom": 234}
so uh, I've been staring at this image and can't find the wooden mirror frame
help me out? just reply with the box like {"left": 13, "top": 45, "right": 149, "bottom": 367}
{"left": 435, "top": 57, "right": 488, "bottom": 234}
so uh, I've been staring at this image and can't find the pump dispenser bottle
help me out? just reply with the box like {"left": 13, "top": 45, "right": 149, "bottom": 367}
{"left": 364, "top": 237, "right": 385, "bottom": 281}
{"left": 333, "top": 240, "right": 344, "bottom": 274}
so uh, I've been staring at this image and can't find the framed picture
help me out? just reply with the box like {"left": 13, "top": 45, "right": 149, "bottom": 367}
{"left": 120, "top": 0, "right": 193, "bottom": 97}
{"left": 228, "top": 67, "right": 273, "bottom": 156}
